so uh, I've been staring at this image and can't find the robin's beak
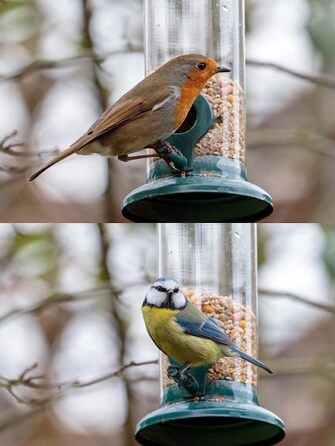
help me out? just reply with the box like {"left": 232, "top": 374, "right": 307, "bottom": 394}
{"left": 217, "top": 66, "right": 230, "bottom": 73}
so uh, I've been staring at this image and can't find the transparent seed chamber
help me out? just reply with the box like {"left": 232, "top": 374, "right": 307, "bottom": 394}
{"left": 122, "top": 0, "right": 273, "bottom": 223}
{"left": 145, "top": 0, "right": 246, "bottom": 166}
{"left": 135, "top": 224, "right": 285, "bottom": 446}
{"left": 158, "top": 223, "right": 258, "bottom": 398}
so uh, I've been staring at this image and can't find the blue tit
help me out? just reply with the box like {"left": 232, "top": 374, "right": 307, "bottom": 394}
{"left": 142, "top": 277, "right": 273, "bottom": 374}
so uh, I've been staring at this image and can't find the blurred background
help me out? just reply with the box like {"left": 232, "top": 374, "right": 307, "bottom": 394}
{"left": 0, "top": 222, "right": 334, "bottom": 445}
{"left": 0, "top": 0, "right": 334, "bottom": 222}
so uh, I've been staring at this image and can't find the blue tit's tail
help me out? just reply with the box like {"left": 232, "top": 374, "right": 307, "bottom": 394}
{"left": 230, "top": 346, "right": 274, "bottom": 374}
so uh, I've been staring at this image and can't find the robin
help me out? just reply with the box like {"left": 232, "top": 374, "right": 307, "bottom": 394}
{"left": 28, "top": 54, "right": 229, "bottom": 181}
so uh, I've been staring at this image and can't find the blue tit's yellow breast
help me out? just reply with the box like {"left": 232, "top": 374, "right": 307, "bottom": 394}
{"left": 142, "top": 306, "right": 220, "bottom": 366}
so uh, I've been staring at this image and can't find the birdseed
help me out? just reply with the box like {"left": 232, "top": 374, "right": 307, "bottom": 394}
{"left": 195, "top": 74, "right": 246, "bottom": 163}
{"left": 162, "top": 289, "right": 257, "bottom": 390}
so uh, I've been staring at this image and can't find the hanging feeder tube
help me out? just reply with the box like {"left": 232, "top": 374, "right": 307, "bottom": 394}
{"left": 136, "top": 223, "right": 285, "bottom": 446}
{"left": 122, "top": 1, "right": 273, "bottom": 222}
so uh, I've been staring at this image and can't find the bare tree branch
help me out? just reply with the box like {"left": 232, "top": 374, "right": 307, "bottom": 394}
{"left": 0, "top": 283, "right": 333, "bottom": 328}
{"left": 247, "top": 59, "right": 335, "bottom": 89}
{"left": 0, "top": 286, "right": 118, "bottom": 324}
{"left": 261, "top": 357, "right": 335, "bottom": 380}
{"left": 259, "top": 288, "right": 335, "bottom": 313}
{"left": 0, "top": 50, "right": 128, "bottom": 82}
{"left": 0, "top": 355, "right": 334, "bottom": 432}
{"left": 248, "top": 129, "right": 335, "bottom": 158}
{"left": 96, "top": 223, "right": 135, "bottom": 444}
{"left": 0, "top": 359, "right": 158, "bottom": 414}
{"left": 0, "top": 360, "right": 158, "bottom": 399}
{"left": 0, "top": 130, "right": 60, "bottom": 158}
{"left": 2, "top": 49, "right": 335, "bottom": 90}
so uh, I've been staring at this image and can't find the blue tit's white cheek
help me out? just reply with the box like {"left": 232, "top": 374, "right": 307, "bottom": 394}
{"left": 172, "top": 292, "right": 187, "bottom": 309}
{"left": 146, "top": 288, "right": 167, "bottom": 307}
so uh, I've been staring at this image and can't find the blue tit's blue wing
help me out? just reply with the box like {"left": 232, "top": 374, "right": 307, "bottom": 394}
{"left": 175, "top": 305, "right": 235, "bottom": 348}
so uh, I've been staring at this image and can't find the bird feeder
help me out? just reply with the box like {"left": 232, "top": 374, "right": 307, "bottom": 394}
{"left": 136, "top": 223, "right": 285, "bottom": 446}
{"left": 122, "top": 0, "right": 273, "bottom": 222}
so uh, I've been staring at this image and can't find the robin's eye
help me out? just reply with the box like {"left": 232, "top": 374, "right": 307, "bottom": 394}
{"left": 197, "top": 62, "right": 206, "bottom": 70}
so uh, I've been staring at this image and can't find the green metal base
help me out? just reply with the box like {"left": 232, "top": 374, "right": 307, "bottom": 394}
{"left": 122, "top": 157, "right": 273, "bottom": 222}
{"left": 135, "top": 399, "right": 285, "bottom": 446}
{"left": 136, "top": 382, "right": 285, "bottom": 446}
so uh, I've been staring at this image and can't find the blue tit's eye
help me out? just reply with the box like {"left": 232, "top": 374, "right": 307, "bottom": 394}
{"left": 174, "top": 288, "right": 179, "bottom": 293}
{"left": 156, "top": 286, "right": 166, "bottom": 292}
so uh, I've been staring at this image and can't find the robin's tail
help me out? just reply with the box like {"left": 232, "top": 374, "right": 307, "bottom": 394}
{"left": 28, "top": 134, "right": 93, "bottom": 181}
{"left": 28, "top": 145, "right": 79, "bottom": 181}
{"left": 229, "top": 346, "right": 274, "bottom": 374}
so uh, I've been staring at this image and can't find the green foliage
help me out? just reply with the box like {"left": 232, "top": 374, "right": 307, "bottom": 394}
{"left": 320, "top": 225, "right": 335, "bottom": 283}
{"left": 0, "top": 0, "right": 24, "bottom": 14}
{"left": 305, "top": 0, "right": 335, "bottom": 68}
{"left": 245, "top": 0, "right": 256, "bottom": 35}
{"left": 5, "top": 226, "right": 60, "bottom": 279}
{"left": 257, "top": 225, "right": 270, "bottom": 269}
{"left": 0, "top": 2, "right": 39, "bottom": 43}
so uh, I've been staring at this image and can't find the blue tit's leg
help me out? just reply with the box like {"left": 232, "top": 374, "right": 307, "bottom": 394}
{"left": 167, "top": 361, "right": 189, "bottom": 384}
{"left": 181, "top": 366, "right": 200, "bottom": 393}
{"left": 167, "top": 363, "right": 202, "bottom": 396}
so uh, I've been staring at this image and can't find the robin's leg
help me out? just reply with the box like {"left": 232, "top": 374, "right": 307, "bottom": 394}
{"left": 117, "top": 142, "right": 179, "bottom": 164}
{"left": 118, "top": 153, "right": 158, "bottom": 162}
{"left": 150, "top": 140, "right": 184, "bottom": 172}
{"left": 118, "top": 141, "right": 185, "bottom": 172}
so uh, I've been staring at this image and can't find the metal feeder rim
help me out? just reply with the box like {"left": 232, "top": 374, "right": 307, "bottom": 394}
{"left": 122, "top": 175, "right": 273, "bottom": 223}
{"left": 135, "top": 399, "right": 285, "bottom": 446}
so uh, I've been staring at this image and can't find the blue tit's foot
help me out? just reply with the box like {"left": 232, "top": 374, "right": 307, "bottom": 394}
{"left": 181, "top": 366, "right": 200, "bottom": 394}
{"left": 167, "top": 363, "right": 203, "bottom": 396}
{"left": 167, "top": 361, "right": 189, "bottom": 386}
{"left": 167, "top": 365, "right": 182, "bottom": 383}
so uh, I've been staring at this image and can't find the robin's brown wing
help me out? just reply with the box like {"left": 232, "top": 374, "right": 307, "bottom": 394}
{"left": 86, "top": 84, "right": 178, "bottom": 140}
{"left": 28, "top": 86, "right": 177, "bottom": 181}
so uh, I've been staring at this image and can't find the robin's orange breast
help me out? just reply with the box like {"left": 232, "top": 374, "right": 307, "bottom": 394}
{"left": 173, "top": 80, "right": 205, "bottom": 130}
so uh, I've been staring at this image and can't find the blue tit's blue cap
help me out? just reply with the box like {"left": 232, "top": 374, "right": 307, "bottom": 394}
{"left": 156, "top": 277, "right": 178, "bottom": 283}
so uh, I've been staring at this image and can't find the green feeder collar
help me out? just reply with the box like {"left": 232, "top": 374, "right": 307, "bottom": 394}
{"left": 135, "top": 381, "right": 285, "bottom": 446}
{"left": 122, "top": 95, "right": 273, "bottom": 223}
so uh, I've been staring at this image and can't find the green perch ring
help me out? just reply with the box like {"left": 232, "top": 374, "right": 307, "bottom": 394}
{"left": 136, "top": 363, "right": 286, "bottom": 446}
{"left": 122, "top": 95, "right": 273, "bottom": 223}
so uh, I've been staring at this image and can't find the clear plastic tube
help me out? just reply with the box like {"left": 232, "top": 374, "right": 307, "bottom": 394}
{"left": 158, "top": 223, "right": 257, "bottom": 399}
{"left": 145, "top": 0, "right": 246, "bottom": 164}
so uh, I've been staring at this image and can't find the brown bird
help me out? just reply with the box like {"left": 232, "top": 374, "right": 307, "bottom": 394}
{"left": 28, "top": 54, "right": 229, "bottom": 181}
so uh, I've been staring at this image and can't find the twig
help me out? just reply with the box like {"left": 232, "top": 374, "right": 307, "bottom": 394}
{"left": 96, "top": 223, "right": 134, "bottom": 443}
{"left": 2, "top": 52, "right": 335, "bottom": 90}
{"left": 0, "top": 286, "right": 118, "bottom": 324}
{"left": 247, "top": 59, "right": 335, "bottom": 89}
{"left": 259, "top": 288, "right": 335, "bottom": 313}
{"left": 0, "top": 50, "right": 127, "bottom": 82}
{"left": 0, "top": 359, "right": 158, "bottom": 407}
{"left": 261, "top": 357, "right": 335, "bottom": 380}
{"left": 0, "top": 283, "right": 333, "bottom": 328}
{"left": 0, "top": 360, "right": 158, "bottom": 391}
{"left": 248, "top": 129, "right": 335, "bottom": 158}
{"left": 0, "top": 354, "right": 334, "bottom": 432}
{"left": 0, "top": 130, "right": 60, "bottom": 158}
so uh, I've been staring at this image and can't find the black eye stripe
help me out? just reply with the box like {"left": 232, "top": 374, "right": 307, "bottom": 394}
{"left": 154, "top": 285, "right": 166, "bottom": 292}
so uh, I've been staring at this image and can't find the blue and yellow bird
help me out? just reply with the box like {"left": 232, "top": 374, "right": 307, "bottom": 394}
{"left": 142, "top": 278, "right": 273, "bottom": 378}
